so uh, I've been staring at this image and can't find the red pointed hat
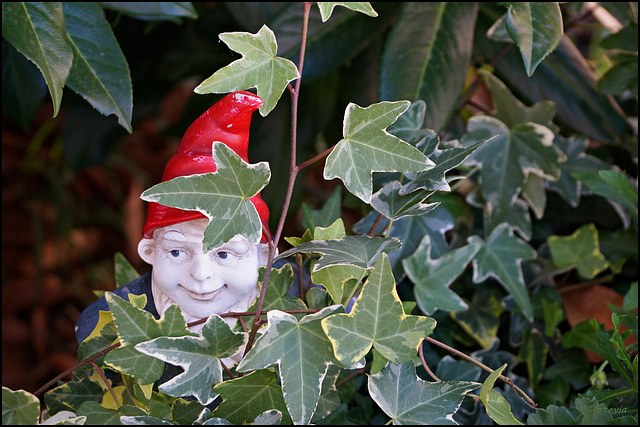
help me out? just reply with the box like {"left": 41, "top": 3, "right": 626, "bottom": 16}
{"left": 142, "top": 91, "right": 270, "bottom": 242}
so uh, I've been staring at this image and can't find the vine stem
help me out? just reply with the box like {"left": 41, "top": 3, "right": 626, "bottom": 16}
{"left": 418, "top": 342, "right": 441, "bottom": 382}
{"left": 424, "top": 337, "right": 538, "bottom": 408}
{"left": 243, "top": 3, "right": 313, "bottom": 357}
{"left": 90, "top": 361, "right": 120, "bottom": 407}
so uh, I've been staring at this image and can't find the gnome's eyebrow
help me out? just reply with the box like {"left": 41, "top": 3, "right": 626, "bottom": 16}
{"left": 161, "top": 230, "right": 190, "bottom": 243}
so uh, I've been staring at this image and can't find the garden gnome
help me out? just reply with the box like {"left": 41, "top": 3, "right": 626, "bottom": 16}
{"left": 75, "top": 92, "right": 272, "bottom": 354}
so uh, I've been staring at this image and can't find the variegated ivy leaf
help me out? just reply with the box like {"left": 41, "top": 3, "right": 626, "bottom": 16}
{"left": 547, "top": 223, "right": 609, "bottom": 280}
{"left": 135, "top": 314, "right": 248, "bottom": 405}
{"left": 387, "top": 100, "right": 434, "bottom": 145}
{"left": 368, "top": 362, "right": 480, "bottom": 425}
{"left": 321, "top": 254, "right": 436, "bottom": 365}
{"left": 237, "top": 306, "right": 346, "bottom": 425}
{"left": 400, "top": 132, "right": 489, "bottom": 195}
{"left": 317, "top": 2, "right": 378, "bottom": 22}
{"left": 277, "top": 235, "right": 402, "bottom": 272}
{"left": 194, "top": 25, "right": 299, "bottom": 116}
{"left": 140, "top": 141, "right": 271, "bottom": 252}
{"left": 462, "top": 115, "right": 566, "bottom": 220}
{"left": 324, "top": 100, "right": 434, "bottom": 203}
{"left": 2, "top": 387, "right": 41, "bottom": 425}
{"left": 211, "top": 369, "right": 292, "bottom": 425}
{"left": 103, "top": 292, "right": 194, "bottom": 385}
{"left": 479, "top": 363, "right": 524, "bottom": 425}
{"left": 468, "top": 223, "right": 536, "bottom": 322}
{"left": 371, "top": 180, "right": 438, "bottom": 221}
{"left": 403, "top": 235, "right": 481, "bottom": 315}
{"left": 506, "top": 2, "right": 563, "bottom": 76}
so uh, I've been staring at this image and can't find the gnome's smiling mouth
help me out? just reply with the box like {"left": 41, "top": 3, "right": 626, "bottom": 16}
{"left": 181, "top": 284, "right": 227, "bottom": 301}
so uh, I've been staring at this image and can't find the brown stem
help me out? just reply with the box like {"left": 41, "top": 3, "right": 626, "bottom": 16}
{"left": 220, "top": 359, "right": 235, "bottom": 380}
{"left": 295, "top": 144, "right": 335, "bottom": 171}
{"left": 418, "top": 342, "right": 441, "bottom": 382}
{"left": 34, "top": 342, "right": 121, "bottom": 396}
{"left": 425, "top": 337, "right": 537, "bottom": 408}
{"left": 90, "top": 361, "right": 120, "bottom": 407}
{"left": 335, "top": 362, "right": 370, "bottom": 388}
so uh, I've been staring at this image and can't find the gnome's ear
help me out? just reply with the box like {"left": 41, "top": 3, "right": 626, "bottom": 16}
{"left": 138, "top": 238, "right": 156, "bottom": 265}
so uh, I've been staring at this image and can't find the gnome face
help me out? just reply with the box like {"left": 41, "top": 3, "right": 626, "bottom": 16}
{"left": 138, "top": 91, "right": 272, "bottom": 327}
{"left": 138, "top": 218, "right": 269, "bottom": 322}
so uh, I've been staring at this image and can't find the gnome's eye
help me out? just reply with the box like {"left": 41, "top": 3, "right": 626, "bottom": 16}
{"left": 170, "top": 250, "right": 182, "bottom": 258}
{"left": 215, "top": 250, "right": 237, "bottom": 265}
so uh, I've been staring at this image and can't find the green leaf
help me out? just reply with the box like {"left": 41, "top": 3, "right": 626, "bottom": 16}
{"left": 403, "top": 235, "right": 480, "bottom": 315}
{"left": 76, "top": 401, "right": 145, "bottom": 425}
{"left": 505, "top": 2, "right": 563, "bottom": 76}
{"left": 63, "top": 2, "right": 133, "bottom": 133}
{"left": 323, "top": 100, "right": 434, "bottom": 203}
{"left": 400, "top": 135, "right": 489, "bottom": 195}
{"left": 479, "top": 363, "right": 523, "bottom": 425}
{"left": 2, "top": 387, "right": 40, "bottom": 425}
{"left": 462, "top": 115, "right": 566, "bottom": 226}
{"left": 103, "top": 292, "right": 193, "bottom": 385}
{"left": 548, "top": 223, "right": 609, "bottom": 279}
{"left": 44, "top": 378, "right": 103, "bottom": 416}
{"left": 517, "top": 330, "right": 547, "bottom": 389}
{"left": 368, "top": 362, "right": 480, "bottom": 424}
{"left": 238, "top": 306, "right": 345, "bottom": 425}
{"left": 312, "top": 365, "right": 342, "bottom": 423}
{"left": 547, "top": 135, "right": 609, "bottom": 207}
{"left": 468, "top": 224, "right": 536, "bottom": 322}
{"left": 245, "top": 264, "right": 306, "bottom": 318}
{"left": 573, "top": 170, "right": 638, "bottom": 221}
{"left": 302, "top": 186, "right": 342, "bottom": 232}
{"left": 387, "top": 101, "right": 434, "bottom": 145}
{"left": 135, "top": 314, "right": 248, "bottom": 405}
{"left": 140, "top": 141, "right": 271, "bottom": 252}
{"left": 380, "top": 2, "right": 478, "bottom": 133}
{"left": 597, "top": 50, "right": 638, "bottom": 96}
{"left": 278, "top": 235, "right": 402, "bottom": 272}
{"left": 321, "top": 254, "right": 436, "bottom": 365}
{"left": 99, "top": 2, "right": 198, "bottom": 23}
{"left": 194, "top": 25, "right": 300, "bottom": 116}
{"left": 526, "top": 403, "right": 578, "bottom": 425}
{"left": 211, "top": 369, "right": 292, "bottom": 425}
{"left": 317, "top": 2, "right": 378, "bottom": 22}
{"left": 479, "top": 69, "right": 556, "bottom": 130}
{"left": 1, "top": 2, "right": 73, "bottom": 116}
{"left": 114, "top": 253, "right": 139, "bottom": 288}
{"left": 311, "top": 264, "right": 363, "bottom": 305}
{"left": 370, "top": 181, "right": 439, "bottom": 221}
{"left": 452, "top": 287, "right": 504, "bottom": 349}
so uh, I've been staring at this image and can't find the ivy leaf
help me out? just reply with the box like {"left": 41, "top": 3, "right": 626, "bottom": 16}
{"left": 468, "top": 224, "right": 536, "bottom": 322}
{"left": 194, "top": 25, "right": 300, "bottom": 116}
{"left": 44, "top": 378, "right": 103, "bottom": 416}
{"left": 103, "top": 292, "right": 194, "bottom": 385}
{"left": 317, "top": 2, "right": 378, "bottom": 22}
{"left": 302, "top": 186, "right": 342, "bottom": 232}
{"left": 2, "top": 387, "right": 41, "bottom": 425}
{"left": 462, "top": 115, "right": 566, "bottom": 224}
{"left": 135, "top": 314, "right": 248, "bottom": 405}
{"left": 451, "top": 287, "right": 505, "bottom": 349}
{"left": 76, "top": 401, "right": 145, "bottom": 425}
{"left": 141, "top": 141, "right": 271, "bottom": 252}
{"left": 505, "top": 2, "right": 563, "bottom": 76}
{"left": 311, "top": 264, "right": 364, "bottom": 305}
{"left": 403, "top": 235, "right": 481, "bottom": 315}
{"left": 323, "top": 100, "right": 434, "bottom": 203}
{"left": 479, "top": 363, "right": 523, "bottom": 425}
{"left": 277, "top": 235, "right": 402, "bottom": 272}
{"left": 321, "top": 254, "right": 436, "bottom": 365}
{"left": 63, "top": 2, "right": 133, "bottom": 133}
{"left": 548, "top": 223, "right": 609, "bottom": 280}
{"left": 368, "top": 362, "right": 480, "bottom": 424}
{"left": 114, "top": 252, "right": 139, "bottom": 288}
{"left": 238, "top": 306, "right": 345, "bottom": 425}
{"left": 371, "top": 180, "right": 439, "bottom": 221}
{"left": 573, "top": 170, "right": 638, "bottom": 221}
{"left": 479, "top": 69, "right": 556, "bottom": 130}
{"left": 1, "top": 2, "right": 73, "bottom": 116}
{"left": 400, "top": 134, "right": 489, "bottom": 195}
{"left": 99, "top": 2, "right": 198, "bottom": 23}
{"left": 387, "top": 100, "right": 434, "bottom": 145}
{"left": 211, "top": 369, "right": 292, "bottom": 425}
{"left": 547, "top": 135, "right": 609, "bottom": 208}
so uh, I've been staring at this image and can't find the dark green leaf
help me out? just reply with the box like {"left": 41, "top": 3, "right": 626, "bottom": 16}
{"left": 380, "top": 2, "right": 478, "bottom": 133}
{"left": 63, "top": 2, "right": 133, "bottom": 132}
{"left": 2, "top": 387, "right": 40, "bottom": 425}
{"left": 99, "top": 2, "right": 198, "bottom": 23}
{"left": 1, "top": 2, "right": 73, "bottom": 116}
